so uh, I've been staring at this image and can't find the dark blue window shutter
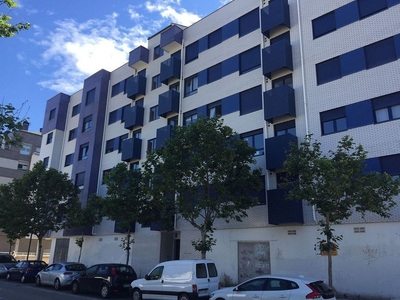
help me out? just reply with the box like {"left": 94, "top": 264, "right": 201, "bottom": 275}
{"left": 240, "top": 46, "right": 261, "bottom": 74}
{"left": 240, "top": 86, "right": 262, "bottom": 115}
{"left": 364, "top": 37, "right": 396, "bottom": 69}
{"left": 316, "top": 57, "right": 342, "bottom": 85}
{"left": 239, "top": 8, "right": 260, "bottom": 37}
{"left": 312, "top": 11, "right": 336, "bottom": 38}
{"left": 185, "top": 41, "right": 199, "bottom": 63}
{"left": 358, "top": 0, "right": 388, "bottom": 18}
{"left": 208, "top": 64, "right": 222, "bottom": 83}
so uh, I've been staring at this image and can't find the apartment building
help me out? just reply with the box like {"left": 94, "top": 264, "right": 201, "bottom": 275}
{"left": 39, "top": 0, "right": 400, "bottom": 297}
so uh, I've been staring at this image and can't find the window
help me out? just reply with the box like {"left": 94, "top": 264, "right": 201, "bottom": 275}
{"left": 208, "top": 28, "right": 222, "bottom": 49}
{"left": 49, "top": 108, "right": 56, "bottom": 120}
{"left": 86, "top": 88, "right": 95, "bottom": 105}
{"left": 149, "top": 106, "right": 159, "bottom": 122}
{"left": 241, "top": 129, "right": 264, "bottom": 156}
{"left": 130, "top": 162, "right": 140, "bottom": 170}
{"left": 136, "top": 98, "right": 144, "bottom": 107}
{"left": 121, "top": 104, "right": 131, "bottom": 122}
{"left": 152, "top": 74, "right": 161, "bottom": 90}
{"left": 274, "top": 120, "right": 296, "bottom": 136}
{"left": 184, "top": 110, "right": 198, "bottom": 126}
{"left": 46, "top": 132, "right": 53, "bottom": 144}
{"left": 65, "top": 154, "right": 74, "bottom": 167}
{"left": 43, "top": 157, "right": 49, "bottom": 168}
{"left": 68, "top": 128, "right": 77, "bottom": 141}
{"left": 147, "top": 138, "right": 156, "bottom": 153}
{"left": 320, "top": 107, "right": 347, "bottom": 135}
{"left": 119, "top": 134, "right": 128, "bottom": 153}
{"left": 105, "top": 139, "right": 115, "bottom": 154}
{"left": 208, "top": 63, "right": 222, "bottom": 83}
{"left": 102, "top": 169, "right": 111, "bottom": 184}
{"left": 372, "top": 92, "right": 400, "bottom": 123}
{"left": 133, "top": 129, "right": 142, "bottom": 139}
{"left": 154, "top": 45, "right": 164, "bottom": 60}
{"left": 109, "top": 110, "right": 118, "bottom": 125}
{"left": 239, "top": 8, "right": 259, "bottom": 37}
{"left": 168, "top": 116, "right": 178, "bottom": 126}
{"left": 17, "top": 163, "right": 28, "bottom": 171}
{"left": 239, "top": 46, "right": 261, "bottom": 74}
{"left": 312, "top": 11, "right": 336, "bottom": 39}
{"left": 207, "top": 101, "right": 222, "bottom": 118}
{"left": 75, "top": 172, "right": 85, "bottom": 189}
{"left": 111, "top": 81, "right": 124, "bottom": 97}
{"left": 170, "top": 82, "right": 179, "bottom": 91}
{"left": 185, "top": 41, "right": 199, "bottom": 63}
{"left": 240, "top": 86, "right": 262, "bottom": 115}
{"left": 184, "top": 75, "right": 198, "bottom": 97}
{"left": 72, "top": 104, "right": 80, "bottom": 117}
{"left": 79, "top": 143, "right": 89, "bottom": 160}
{"left": 316, "top": 57, "right": 341, "bottom": 85}
{"left": 272, "top": 74, "right": 293, "bottom": 88}
{"left": 380, "top": 154, "right": 400, "bottom": 178}
{"left": 270, "top": 31, "right": 290, "bottom": 45}
{"left": 364, "top": 37, "right": 396, "bottom": 70}
{"left": 358, "top": 0, "right": 387, "bottom": 19}
{"left": 20, "top": 144, "right": 31, "bottom": 155}
{"left": 82, "top": 115, "right": 92, "bottom": 132}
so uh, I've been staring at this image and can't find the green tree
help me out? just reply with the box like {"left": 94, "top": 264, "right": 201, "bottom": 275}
{"left": 12, "top": 161, "right": 81, "bottom": 260}
{"left": 0, "top": 101, "right": 28, "bottom": 147}
{"left": 142, "top": 117, "right": 263, "bottom": 258}
{"left": 281, "top": 135, "right": 400, "bottom": 288}
{"left": 102, "top": 162, "right": 149, "bottom": 265}
{"left": 0, "top": 0, "right": 30, "bottom": 38}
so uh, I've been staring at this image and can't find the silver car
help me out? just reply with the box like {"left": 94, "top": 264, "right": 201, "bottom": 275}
{"left": 36, "top": 262, "right": 86, "bottom": 290}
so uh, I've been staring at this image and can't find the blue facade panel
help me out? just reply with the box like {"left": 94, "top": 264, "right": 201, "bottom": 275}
{"left": 121, "top": 137, "right": 142, "bottom": 161}
{"left": 222, "top": 19, "right": 238, "bottom": 41}
{"left": 340, "top": 48, "right": 366, "bottom": 76}
{"left": 158, "top": 90, "right": 180, "bottom": 118}
{"left": 261, "top": 0, "right": 291, "bottom": 38}
{"left": 267, "top": 189, "right": 304, "bottom": 225}
{"left": 160, "top": 56, "right": 181, "bottom": 85}
{"left": 265, "top": 133, "right": 297, "bottom": 170}
{"left": 394, "top": 34, "right": 400, "bottom": 59}
{"left": 42, "top": 93, "right": 70, "bottom": 134}
{"left": 156, "top": 125, "right": 173, "bottom": 149}
{"left": 222, "top": 94, "right": 240, "bottom": 115}
{"left": 197, "top": 105, "right": 207, "bottom": 117}
{"left": 222, "top": 55, "right": 239, "bottom": 77}
{"left": 264, "top": 85, "right": 296, "bottom": 123}
{"left": 364, "top": 157, "right": 382, "bottom": 173}
{"left": 126, "top": 75, "right": 146, "bottom": 99}
{"left": 388, "top": 0, "right": 400, "bottom": 6}
{"left": 199, "top": 36, "right": 208, "bottom": 53}
{"left": 335, "top": 2, "right": 359, "bottom": 29}
{"left": 198, "top": 69, "right": 208, "bottom": 87}
{"left": 262, "top": 40, "right": 293, "bottom": 79}
{"left": 346, "top": 100, "right": 374, "bottom": 129}
{"left": 124, "top": 105, "right": 144, "bottom": 130}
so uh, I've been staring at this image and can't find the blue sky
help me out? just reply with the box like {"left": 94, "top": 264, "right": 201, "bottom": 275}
{"left": 0, "top": 0, "right": 231, "bottom": 133}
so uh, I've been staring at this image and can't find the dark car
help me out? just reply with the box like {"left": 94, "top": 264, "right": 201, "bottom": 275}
{"left": 7, "top": 260, "right": 47, "bottom": 283}
{"left": 0, "top": 254, "right": 18, "bottom": 277}
{"left": 71, "top": 263, "right": 137, "bottom": 298}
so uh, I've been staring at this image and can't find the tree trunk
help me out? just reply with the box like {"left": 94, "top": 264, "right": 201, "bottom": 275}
{"left": 126, "top": 230, "right": 131, "bottom": 265}
{"left": 325, "top": 216, "right": 333, "bottom": 288}
{"left": 78, "top": 234, "right": 84, "bottom": 263}
{"left": 37, "top": 237, "right": 43, "bottom": 261}
{"left": 26, "top": 234, "right": 32, "bottom": 260}
{"left": 201, "top": 230, "right": 206, "bottom": 259}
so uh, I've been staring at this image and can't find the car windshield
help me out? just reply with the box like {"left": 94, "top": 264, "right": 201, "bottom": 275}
{"left": 66, "top": 264, "right": 86, "bottom": 271}
{"left": 114, "top": 265, "right": 135, "bottom": 275}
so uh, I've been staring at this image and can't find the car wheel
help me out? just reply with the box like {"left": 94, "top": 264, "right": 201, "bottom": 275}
{"left": 132, "top": 288, "right": 142, "bottom": 300}
{"left": 72, "top": 281, "right": 80, "bottom": 294}
{"left": 6, "top": 273, "right": 11, "bottom": 281}
{"left": 54, "top": 278, "right": 61, "bottom": 290}
{"left": 178, "top": 293, "right": 190, "bottom": 300}
{"left": 36, "top": 276, "right": 42, "bottom": 287}
{"left": 100, "top": 284, "right": 110, "bottom": 298}
{"left": 21, "top": 274, "right": 27, "bottom": 283}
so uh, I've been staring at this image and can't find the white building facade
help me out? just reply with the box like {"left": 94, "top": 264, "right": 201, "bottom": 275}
{"left": 39, "top": 0, "right": 400, "bottom": 298}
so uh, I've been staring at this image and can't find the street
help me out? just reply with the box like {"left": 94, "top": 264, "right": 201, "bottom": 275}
{"left": 0, "top": 279, "right": 131, "bottom": 300}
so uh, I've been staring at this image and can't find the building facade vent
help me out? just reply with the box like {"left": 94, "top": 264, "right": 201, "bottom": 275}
{"left": 354, "top": 227, "right": 366, "bottom": 233}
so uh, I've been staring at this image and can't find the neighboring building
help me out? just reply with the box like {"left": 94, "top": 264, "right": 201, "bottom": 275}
{"left": 40, "top": 0, "right": 400, "bottom": 297}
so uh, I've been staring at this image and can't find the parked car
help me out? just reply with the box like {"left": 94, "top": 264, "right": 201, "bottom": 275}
{"left": 0, "top": 254, "right": 18, "bottom": 277}
{"left": 131, "top": 259, "right": 219, "bottom": 300}
{"left": 71, "top": 263, "right": 137, "bottom": 298}
{"left": 6, "top": 260, "right": 47, "bottom": 283}
{"left": 36, "top": 262, "right": 87, "bottom": 290}
{"left": 209, "top": 275, "right": 336, "bottom": 300}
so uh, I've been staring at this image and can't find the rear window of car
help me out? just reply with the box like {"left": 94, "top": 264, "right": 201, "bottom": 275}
{"left": 0, "top": 255, "right": 16, "bottom": 263}
{"left": 207, "top": 263, "right": 218, "bottom": 277}
{"left": 114, "top": 265, "right": 135, "bottom": 275}
{"left": 66, "top": 264, "right": 86, "bottom": 271}
{"left": 310, "top": 281, "right": 334, "bottom": 293}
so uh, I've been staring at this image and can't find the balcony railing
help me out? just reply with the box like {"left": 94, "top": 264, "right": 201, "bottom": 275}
{"left": 124, "top": 105, "right": 144, "bottom": 130}
{"left": 265, "top": 133, "right": 297, "bottom": 171}
{"left": 126, "top": 75, "right": 146, "bottom": 99}
{"left": 261, "top": 0, "right": 291, "bottom": 38}
{"left": 267, "top": 188, "right": 303, "bottom": 225}
{"left": 160, "top": 56, "right": 181, "bottom": 85}
{"left": 160, "top": 25, "right": 183, "bottom": 53}
{"left": 128, "top": 46, "right": 149, "bottom": 70}
{"left": 158, "top": 90, "right": 180, "bottom": 118}
{"left": 121, "top": 137, "right": 142, "bottom": 161}
{"left": 262, "top": 40, "right": 293, "bottom": 79}
{"left": 264, "top": 85, "right": 295, "bottom": 123}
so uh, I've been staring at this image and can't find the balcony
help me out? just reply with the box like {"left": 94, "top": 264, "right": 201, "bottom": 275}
{"left": 261, "top": 0, "right": 291, "bottom": 38}
{"left": 158, "top": 90, "right": 180, "bottom": 118}
{"left": 121, "top": 137, "right": 142, "bottom": 162}
{"left": 265, "top": 133, "right": 297, "bottom": 171}
{"left": 124, "top": 105, "right": 144, "bottom": 130}
{"left": 262, "top": 40, "right": 293, "bottom": 79}
{"left": 160, "top": 56, "right": 181, "bottom": 85}
{"left": 264, "top": 85, "right": 295, "bottom": 123}
{"left": 126, "top": 75, "right": 146, "bottom": 99}
{"left": 128, "top": 46, "right": 149, "bottom": 70}
{"left": 267, "top": 188, "right": 303, "bottom": 225}
{"left": 156, "top": 125, "right": 174, "bottom": 150}
{"left": 160, "top": 25, "right": 183, "bottom": 53}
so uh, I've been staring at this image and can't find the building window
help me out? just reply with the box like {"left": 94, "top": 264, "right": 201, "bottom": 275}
{"left": 152, "top": 74, "right": 161, "bottom": 90}
{"left": 130, "top": 162, "right": 140, "bottom": 171}
{"left": 79, "top": 143, "right": 89, "bottom": 160}
{"left": 364, "top": 37, "right": 396, "bottom": 70}
{"left": 136, "top": 98, "right": 144, "bottom": 107}
{"left": 105, "top": 139, "right": 115, "bottom": 154}
{"left": 109, "top": 109, "right": 118, "bottom": 125}
{"left": 65, "top": 154, "right": 74, "bottom": 167}
{"left": 208, "top": 63, "right": 222, "bottom": 84}
{"left": 111, "top": 81, "right": 124, "bottom": 97}
{"left": 17, "top": 163, "right": 29, "bottom": 171}
{"left": 240, "top": 86, "right": 262, "bottom": 115}
{"left": 147, "top": 138, "right": 156, "bottom": 153}
{"left": 380, "top": 154, "right": 400, "bottom": 178}
{"left": 121, "top": 104, "right": 130, "bottom": 122}
{"left": 75, "top": 172, "right": 85, "bottom": 189}
{"left": 102, "top": 169, "right": 111, "bottom": 184}
{"left": 241, "top": 129, "right": 264, "bottom": 156}
{"left": 184, "top": 75, "right": 198, "bottom": 97}
{"left": 312, "top": 11, "right": 336, "bottom": 39}
{"left": 274, "top": 120, "right": 296, "bottom": 136}
{"left": 272, "top": 74, "right": 293, "bottom": 88}
{"left": 239, "top": 46, "right": 261, "bottom": 75}
{"left": 167, "top": 115, "right": 178, "bottom": 126}
{"left": 208, "top": 28, "right": 222, "bottom": 49}
{"left": 68, "top": 128, "right": 77, "bottom": 141}
{"left": 372, "top": 92, "right": 400, "bottom": 123}
{"left": 72, "top": 104, "right": 80, "bottom": 117}
{"left": 82, "top": 115, "right": 92, "bottom": 132}
{"left": 149, "top": 106, "right": 159, "bottom": 122}
{"left": 316, "top": 57, "right": 342, "bottom": 85}
{"left": 133, "top": 129, "right": 142, "bottom": 139}
{"left": 183, "top": 110, "right": 198, "bottom": 126}
{"left": 185, "top": 41, "right": 199, "bottom": 64}
{"left": 154, "top": 45, "right": 164, "bottom": 60}
{"left": 270, "top": 31, "right": 290, "bottom": 45}
{"left": 170, "top": 82, "right": 179, "bottom": 91}
{"left": 320, "top": 107, "right": 347, "bottom": 135}
{"left": 43, "top": 157, "right": 49, "bottom": 168}
{"left": 49, "top": 108, "right": 56, "bottom": 120}
{"left": 20, "top": 144, "right": 32, "bottom": 155}
{"left": 207, "top": 101, "right": 222, "bottom": 118}
{"left": 46, "top": 132, "right": 53, "bottom": 144}
{"left": 119, "top": 134, "right": 128, "bottom": 153}
{"left": 358, "top": 0, "right": 387, "bottom": 19}
{"left": 86, "top": 88, "right": 95, "bottom": 105}
{"left": 239, "top": 8, "right": 259, "bottom": 37}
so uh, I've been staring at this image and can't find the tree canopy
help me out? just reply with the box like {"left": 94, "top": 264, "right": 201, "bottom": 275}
{"left": 0, "top": 0, "right": 30, "bottom": 38}
{"left": 142, "top": 117, "right": 263, "bottom": 258}
{"left": 0, "top": 102, "right": 28, "bottom": 147}
{"left": 281, "top": 135, "right": 400, "bottom": 287}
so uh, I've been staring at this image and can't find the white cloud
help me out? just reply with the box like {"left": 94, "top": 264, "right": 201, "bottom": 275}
{"left": 145, "top": 1, "right": 200, "bottom": 26}
{"left": 220, "top": 0, "right": 232, "bottom": 5}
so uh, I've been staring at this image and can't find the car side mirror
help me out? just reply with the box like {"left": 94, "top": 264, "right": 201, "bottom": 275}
{"left": 145, "top": 274, "right": 150, "bottom": 280}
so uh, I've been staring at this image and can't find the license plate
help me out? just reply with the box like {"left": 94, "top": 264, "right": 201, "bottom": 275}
{"left": 123, "top": 284, "right": 130, "bottom": 288}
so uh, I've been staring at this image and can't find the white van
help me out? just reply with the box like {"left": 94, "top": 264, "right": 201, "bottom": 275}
{"left": 131, "top": 259, "right": 219, "bottom": 300}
